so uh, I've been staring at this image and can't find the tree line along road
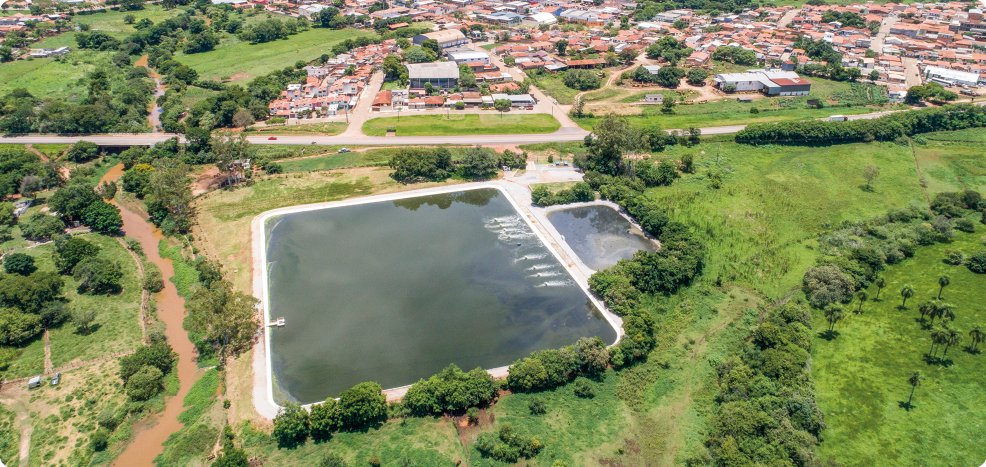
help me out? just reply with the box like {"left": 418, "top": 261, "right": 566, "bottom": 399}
{"left": 0, "top": 109, "right": 911, "bottom": 147}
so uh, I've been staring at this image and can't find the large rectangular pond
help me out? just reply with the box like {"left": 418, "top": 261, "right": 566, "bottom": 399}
{"left": 263, "top": 187, "right": 617, "bottom": 405}
{"left": 546, "top": 205, "right": 658, "bottom": 271}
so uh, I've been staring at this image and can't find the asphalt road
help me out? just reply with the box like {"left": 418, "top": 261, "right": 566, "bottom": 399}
{"left": 0, "top": 109, "right": 904, "bottom": 147}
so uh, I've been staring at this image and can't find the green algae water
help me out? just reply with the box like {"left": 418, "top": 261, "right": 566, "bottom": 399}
{"left": 546, "top": 205, "right": 658, "bottom": 271}
{"left": 265, "top": 188, "right": 616, "bottom": 404}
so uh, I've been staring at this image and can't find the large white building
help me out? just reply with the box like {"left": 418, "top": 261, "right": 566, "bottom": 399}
{"left": 521, "top": 12, "right": 557, "bottom": 27}
{"left": 923, "top": 66, "right": 980, "bottom": 86}
{"left": 445, "top": 50, "right": 490, "bottom": 66}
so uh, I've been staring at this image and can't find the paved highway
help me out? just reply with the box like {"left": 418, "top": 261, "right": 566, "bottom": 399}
{"left": 0, "top": 109, "right": 905, "bottom": 147}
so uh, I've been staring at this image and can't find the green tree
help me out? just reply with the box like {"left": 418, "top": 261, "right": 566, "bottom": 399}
{"left": 874, "top": 276, "right": 886, "bottom": 300}
{"left": 421, "top": 38, "right": 440, "bottom": 56}
{"left": 73, "top": 309, "right": 96, "bottom": 334}
{"left": 80, "top": 200, "right": 123, "bottom": 233}
{"left": 125, "top": 365, "right": 164, "bottom": 401}
{"left": 309, "top": 399, "right": 339, "bottom": 442}
{"left": 272, "top": 403, "right": 310, "bottom": 448}
{"left": 494, "top": 98, "right": 511, "bottom": 116}
{"left": 855, "top": 290, "right": 868, "bottom": 314}
{"left": 941, "top": 327, "right": 962, "bottom": 360}
{"left": 899, "top": 284, "right": 915, "bottom": 308}
{"left": 119, "top": 339, "right": 176, "bottom": 383}
{"left": 823, "top": 304, "right": 844, "bottom": 332}
{"left": 905, "top": 371, "right": 924, "bottom": 407}
{"left": 686, "top": 68, "right": 707, "bottom": 85}
{"left": 574, "top": 336, "right": 609, "bottom": 375}
{"left": 554, "top": 39, "right": 567, "bottom": 55}
{"left": 339, "top": 382, "right": 387, "bottom": 428}
{"left": 937, "top": 274, "right": 950, "bottom": 299}
{"left": 918, "top": 300, "right": 933, "bottom": 324}
{"left": 65, "top": 141, "right": 99, "bottom": 163}
{"left": 458, "top": 63, "right": 477, "bottom": 89}
{"left": 48, "top": 182, "right": 100, "bottom": 219}
{"left": 187, "top": 280, "right": 259, "bottom": 364}
{"left": 459, "top": 145, "right": 500, "bottom": 179}
{"left": 54, "top": 236, "right": 99, "bottom": 273}
{"left": 968, "top": 325, "right": 984, "bottom": 352}
{"left": 73, "top": 257, "right": 123, "bottom": 294}
{"left": 507, "top": 356, "right": 547, "bottom": 391}
{"left": 0, "top": 307, "right": 42, "bottom": 345}
{"left": 3, "top": 253, "right": 36, "bottom": 276}
{"left": 929, "top": 325, "right": 948, "bottom": 357}
{"left": 0, "top": 270, "right": 64, "bottom": 313}
{"left": 862, "top": 164, "right": 879, "bottom": 191}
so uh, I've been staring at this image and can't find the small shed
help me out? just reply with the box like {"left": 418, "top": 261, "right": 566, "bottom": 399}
{"left": 645, "top": 94, "right": 664, "bottom": 103}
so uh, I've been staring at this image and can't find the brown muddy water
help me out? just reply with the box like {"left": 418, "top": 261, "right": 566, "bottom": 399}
{"left": 100, "top": 164, "right": 200, "bottom": 466}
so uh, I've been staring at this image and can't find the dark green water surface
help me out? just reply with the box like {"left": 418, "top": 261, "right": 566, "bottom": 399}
{"left": 265, "top": 188, "right": 616, "bottom": 404}
{"left": 546, "top": 205, "right": 658, "bottom": 271}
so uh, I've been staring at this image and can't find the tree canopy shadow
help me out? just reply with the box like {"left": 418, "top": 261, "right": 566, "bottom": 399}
{"left": 818, "top": 330, "right": 840, "bottom": 341}
{"left": 898, "top": 401, "right": 914, "bottom": 411}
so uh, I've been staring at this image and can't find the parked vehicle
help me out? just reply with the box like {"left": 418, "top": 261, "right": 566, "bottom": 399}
{"left": 338, "top": 148, "right": 351, "bottom": 153}
{"left": 829, "top": 115, "right": 849, "bottom": 122}
{"left": 268, "top": 136, "right": 277, "bottom": 140}
{"left": 51, "top": 372, "right": 60, "bottom": 386}
{"left": 28, "top": 375, "right": 41, "bottom": 389}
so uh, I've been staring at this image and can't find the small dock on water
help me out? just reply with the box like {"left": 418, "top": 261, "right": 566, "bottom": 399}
{"left": 267, "top": 317, "right": 285, "bottom": 327}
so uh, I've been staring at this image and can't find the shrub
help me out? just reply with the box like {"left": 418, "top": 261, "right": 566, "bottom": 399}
{"left": 20, "top": 213, "right": 64, "bottom": 240}
{"left": 944, "top": 248, "right": 966, "bottom": 266}
{"left": 73, "top": 257, "right": 123, "bottom": 294}
{"left": 339, "top": 382, "right": 387, "bottom": 428}
{"left": 528, "top": 396, "right": 546, "bottom": 414}
{"left": 309, "top": 399, "right": 339, "bottom": 441}
{"left": 91, "top": 428, "right": 111, "bottom": 451}
{"left": 563, "top": 69, "right": 601, "bottom": 91}
{"left": 572, "top": 377, "right": 595, "bottom": 398}
{"left": 967, "top": 250, "right": 986, "bottom": 273}
{"left": 802, "top": 265, "right": 855, "bottom": 308}
{"left": 467, "top": 406, "right": 480, "bottom": 424}
{"left": 3, "top": 253, "right": 35, "bottom": 276}
{"left": 955, "top": 217, "right": 976, "bottom": 233}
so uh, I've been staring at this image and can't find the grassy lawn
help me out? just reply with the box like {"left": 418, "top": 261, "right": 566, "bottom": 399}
{"left": 181, "top": 86, "right": 221, "bottom": 109}
{"left": 813, "top": 230, "right": 986, "bottom": 466}
{"left": 0, "top": 49, "right": 102, "bottom": 99}
{"left": 636, "top": 140, "right": 926, "bottom": 299}
{"left": 362, "top": 114, "right": 560, "bottom": 136}
{"left": 175, "top": 28, "right": 378, "bottom": 84}
{"left": 381, "top": 81, "right": 405, "bottom": 91}
{"left": 278, "top": 149, "right": 393, "bottom": 172}
{"left": 72, "top": 5, "right": 185, "bottom": 34}
{"left": 31, "top": 144, "right": 70, "bottom": 159}
{"left": 531, "top": 70, "right": 611, "bottom": 105}
{"left": 241, "top": 121, "right": 348, "bottom": 136}
{"left": 923, "top": 127, "right": 986, "bottom": 143}
{"left": 913, "top": 139, "right": 986, "bottom": 196}
{"left": 530, "top": 181, "right": 578, "bottom": 193}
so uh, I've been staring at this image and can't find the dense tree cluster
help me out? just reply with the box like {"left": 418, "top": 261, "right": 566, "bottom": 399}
{"left": 905, "top": 82, "right": 958, "bottom": 104}
{"left": 237, "top": 17, "right": 308, "bottom": 44}
{"left": 119, "top": 143, "right": 195, "bottom": 235}
{"left": 388, "top": 147, "right": 453, "bottom": 183}
{"left": 704, "top": 302, "right": 826, "bottom": 466}
{"left": 563, "top": 69, "right": 602, "bottom": 91}
{"left": 475, "top": 423, "right": 543, "bottom": 463}
{"left": 119, "top": 337, "right": 177, "bottom": 401}
{"left": 402, "top": 364, "right": 498, "bottom": 415}
{"left": 48, "top": 180, "right": 123, "bottom": 234}
{"left": 710, "top": 46, "right": 757, "bottom": 65}
{"left": 734, "top": 103, "right": 986, "bottom": 145}
{"left": 645, "top": 36, "right": 692, "bottom": 66}
{"left": 530, "top": 182, "right": 594, "bottom": 207}
{"left": 0, "top": 64, "right": 154, "bottom": 134}
{"left": 506, "top": 336, "right": 610, "bottom": 391}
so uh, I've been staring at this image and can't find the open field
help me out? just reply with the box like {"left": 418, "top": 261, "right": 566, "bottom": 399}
{"left": 575, "top": 78, "right": 898, "bottom": 130}
{"left": 362, "top": 114, "right": 561, "bottom": 136}
{"left": 813, "top": 230, "right": 986, "bottom": 465}
{"left": 278, "top": 149, "right": 393, "bottom": 172}
{"left": 0, "top": 49, "right": 101, "bottom": 99}
{"left": 175, "top": 29, "right": 378, "bottom": 84}
{"left": 531, "top": 70, "right": 611, "bottom": 105}
{"left": 241, "top": 122, "right": 348, "bottom": 136}
{"left": 913, "top": 137, "right": 986, "bottom": 195}
{"left": 73, "top": 5, "right": 185, "bottom": 34}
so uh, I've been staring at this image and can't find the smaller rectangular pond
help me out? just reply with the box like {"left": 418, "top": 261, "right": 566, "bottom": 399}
{"left": 546, "top": 204, "right": 659, "bottom": 271}
{"left": 261, "top": 187, "right": 618, "bottom": 405}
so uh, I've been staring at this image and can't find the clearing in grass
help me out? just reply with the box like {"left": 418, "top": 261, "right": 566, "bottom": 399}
{"left": 361, "top": 114, "right": 561, "bottom": 136}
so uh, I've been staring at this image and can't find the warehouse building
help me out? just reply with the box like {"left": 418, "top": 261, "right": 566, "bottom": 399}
{"left": 521, "top": 12, "right": 557, "bottom": 27}
{"left": 713, "top": 70, "right": 811, "bottom": 95}
{"left": 923, "top": 66, "right": 981, "bottom": 87}
{"left": 411, "top": 29, "right": 468, "bottom": 49}
{"left": 406, "top": 62, "right": 460, "bottom": 89}
{"left": 445, "top": 49, "right": 490, "bottom": 66}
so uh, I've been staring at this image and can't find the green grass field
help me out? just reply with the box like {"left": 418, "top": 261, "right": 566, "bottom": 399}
{"left": 813, "top": 230, "right": 986, "bottom": 466}
{"left": 175, "top": 28, "right": 377, "bottom": 84}
{"left": 362, "top": 114, "right": 561, "bottom": 136}
{"left": 278, "top": 149, "right": 393, "bottom": 172}
{"left": 913, "top": 137, "right": 986, "bottom": 195}
{"left": 73, "top": 5, "right": 185, "bottom": 34}
{"left": 0, "top": 49, "right": 102, "bottom": 99}
{"left": 242, "top": 121, "right": 347, "bottom": 136}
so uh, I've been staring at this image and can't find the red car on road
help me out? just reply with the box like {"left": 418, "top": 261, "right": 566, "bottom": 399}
{"left": 268, "top": 136, "right": 277, "bottom": 140}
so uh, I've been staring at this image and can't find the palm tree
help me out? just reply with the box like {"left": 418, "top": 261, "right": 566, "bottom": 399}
{"left": 941, "top": 327, "right": 962, "bottom": 360}
{"left": 874, "top": 276, "right": 886, "bottom": 300}
{"left": 929, "top": 326, "right": 948, "bottom": 358}
{"left": 906, "top": 371, "right": 924, "bottom": 407}
{"left": 937, "top": 274, "right": 950, "bottom": 299}
{"left": 899, "top": 285, "right": 915, "bottom": 308}
{"left": 918, "top": 301, "right": 933, "bottom": 324}
{"left": 856, "top": 290, "right": 868, "bottom": 314}
{"left": 968, "top": 325, "right": 984, "bottom": 352}
{"left": 938, "top": 302, "right": 956, "bottom": 324}
{"left": 824, "top": 304, "right": 845, "bottom": 332}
